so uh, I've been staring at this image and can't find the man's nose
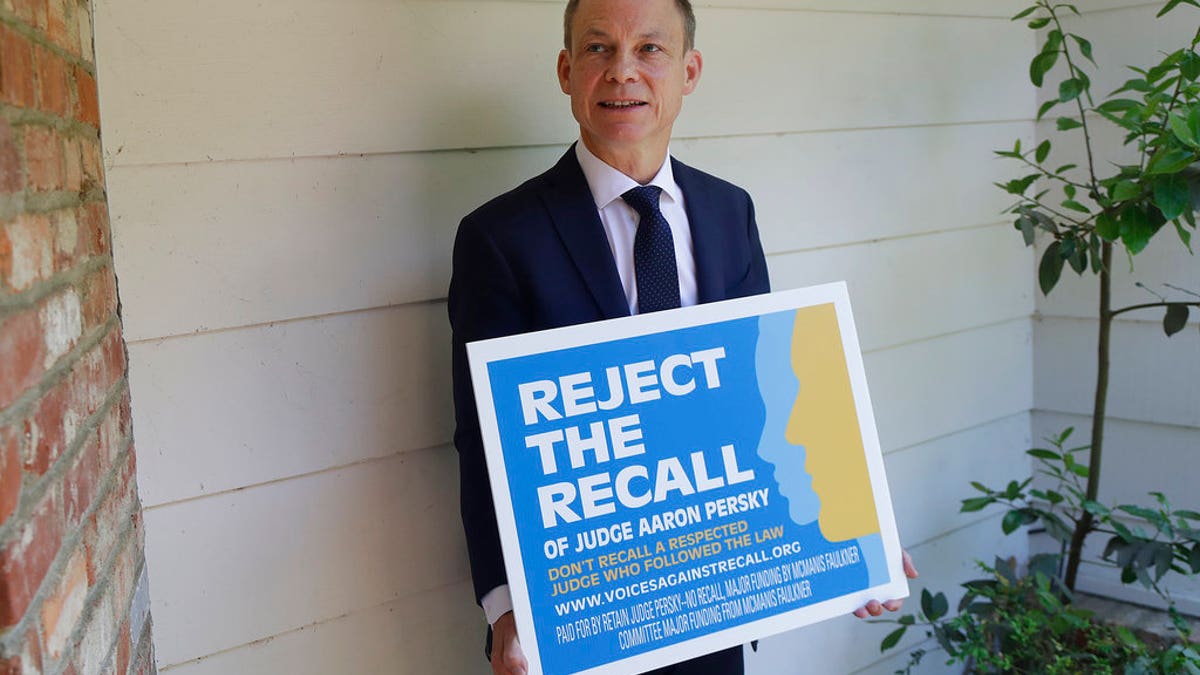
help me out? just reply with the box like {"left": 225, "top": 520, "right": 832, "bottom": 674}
{"left": 605, "top": 51, "right": 639, "bottom": 82}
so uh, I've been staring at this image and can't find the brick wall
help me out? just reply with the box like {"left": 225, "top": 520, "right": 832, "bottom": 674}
{"left": 0, "top": 1, "right": 154, "bottom": 673}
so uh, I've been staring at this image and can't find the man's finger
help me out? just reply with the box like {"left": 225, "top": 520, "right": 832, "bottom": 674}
{"left": 902, "top": 549, "right": 919, "bottom": 579}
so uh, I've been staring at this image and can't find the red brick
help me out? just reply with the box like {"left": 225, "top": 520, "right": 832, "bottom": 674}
{"left": 0, "top": 24, "right": 37, "bottom": 108}
{"left": 46, "top": 0, "right": 69, "bottom": 50}
{"left": 34, "top": 44, "right": 71, "bottom": 117}
{"left": 115, "top": 617, "right": 131, "bottom": 675}
{"left": 40, "top": 550, "right": 86, "bottom": 659}
{"left": 81, "top": 266, "right": 117, "bottom": 330}
{"left": 49, "top": 207, "right": 80, "bottom": 272}
{"left": 0, "top": 222, "right": 11, "bottom": 292}
{"left": 63, "top": 136, "right": 83, "bottom": 193}
{"left": 23, "top": 370, "right": 69, "bottom": 474}
{"left": 79, "top": 137, "right": 102, "bottom": 186}
{"left": 24, "top": 125, "right": 64, "bottom": 192}
{"left": 0, "top": 490, "right": 64, "bottom": 627}
{"left": 64, "top": 432, "right": 101, "bottom": 529}
{"left": 0, "top": 425, "right": 21, "bottom": 523}
{"left": 12, "top": 0, "right": 48, "bottom": 30}
{"left": 73, "top": 66, "right": 99, "bottom": 128}
{"left": 0, "top": 306, "right": 46, "bottom": 411}
{"left": 0, "top": 118, "right": 21, "bottom": 194}
{"left": 78, "top": 202, "right": 108, "bottom": 256}
{"left": 3, "top": 213, "right": 54, "bottom": 291}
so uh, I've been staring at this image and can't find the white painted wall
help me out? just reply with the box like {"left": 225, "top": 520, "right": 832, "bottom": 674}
{"left": 1032, "top": 3, "right": 1200, "bottom": 616}
{"left": 94, "top": 1, "right": 1038, "bottom": 672}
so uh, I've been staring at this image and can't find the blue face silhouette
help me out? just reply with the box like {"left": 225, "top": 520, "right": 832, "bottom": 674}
{"left": 754, "top": 311, "right": 820, "bottom": 526}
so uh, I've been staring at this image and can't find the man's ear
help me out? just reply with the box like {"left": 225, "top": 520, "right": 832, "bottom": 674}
{"left": 682, "top": 49, "right": 703, "bottom": 96}
{"left": 557, "top": 49, "right": 572, "bottom": 94}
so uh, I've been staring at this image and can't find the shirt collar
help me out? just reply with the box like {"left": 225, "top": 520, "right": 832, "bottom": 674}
{"left": 574, "top": 140, "right": 682, "bottom": 211}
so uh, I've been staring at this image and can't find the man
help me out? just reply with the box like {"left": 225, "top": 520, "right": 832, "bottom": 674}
{"left": 449, "top": 1, "right": 915, "bottom": 673}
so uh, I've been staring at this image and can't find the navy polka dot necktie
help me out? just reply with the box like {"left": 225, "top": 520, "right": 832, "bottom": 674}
{"left": 622, "top": 185, "right": 681, "bottom": 314}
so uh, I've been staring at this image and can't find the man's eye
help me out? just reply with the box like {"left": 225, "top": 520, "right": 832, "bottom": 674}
{"left": 642, "top": 44, "right": 662, "bottom": 53}
{"left": 585, "top": 43, "right": 605, "bottom": 53}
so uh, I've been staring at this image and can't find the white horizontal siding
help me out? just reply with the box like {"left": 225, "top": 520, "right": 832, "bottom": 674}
{"left": 143, "top": 444, "right": 469, "bottom": 666}
{"left": 109, "top": 122, "right": 1033, "bottom": 341}
{"left": 96, "top": 1, "right": 1031, "bottom": 166}
{"left": 159, "top": 581, "right": 484, "bottom": 675}
{"left": 1035, "top": 316, "right": 1199, "bottom": 430}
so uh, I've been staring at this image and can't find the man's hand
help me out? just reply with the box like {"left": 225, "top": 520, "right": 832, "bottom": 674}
{"left": 853, "top": 549, "right": 919, "bottom": 618}
{"left": 491, "top": 611, "right": 528, "bottom": 675}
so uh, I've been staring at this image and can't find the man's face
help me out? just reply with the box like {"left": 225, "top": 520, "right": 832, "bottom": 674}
{"left": 557, "top": 0, "right": 701, "bottom": 160}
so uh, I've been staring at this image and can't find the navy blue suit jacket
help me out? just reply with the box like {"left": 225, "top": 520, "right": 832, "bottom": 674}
{"left": 448, "top": 146, "right": 770, "bottom": 607}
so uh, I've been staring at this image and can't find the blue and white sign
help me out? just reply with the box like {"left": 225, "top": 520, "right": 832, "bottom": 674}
{"left": 468, "top": 282, "right": 908, "bottom": 675}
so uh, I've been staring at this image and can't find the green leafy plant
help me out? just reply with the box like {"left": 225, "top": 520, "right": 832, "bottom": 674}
{"left": 996, "top": 0, "right": 1200, "bottom": 591}
{"left": 878, "top": 432, "right": 1200, "bottom": 673}
{"left": 881, "top": 555, "right": 1199, "bottom": 674}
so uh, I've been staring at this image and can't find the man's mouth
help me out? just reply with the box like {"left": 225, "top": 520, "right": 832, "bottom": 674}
{"left": 599, "top": 100, "right": 647, "bottom": 109}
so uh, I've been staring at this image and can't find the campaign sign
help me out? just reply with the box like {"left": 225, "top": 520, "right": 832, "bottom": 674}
{"left": 467, "top": 282, "right": 908, "bottom": 675}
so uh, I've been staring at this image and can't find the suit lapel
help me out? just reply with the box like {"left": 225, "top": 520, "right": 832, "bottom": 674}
{"left": 673, "top": 158, "right": 725, "bottom": 304}
{"left": 540, "top": 147, "right": 631, "bottom": 320}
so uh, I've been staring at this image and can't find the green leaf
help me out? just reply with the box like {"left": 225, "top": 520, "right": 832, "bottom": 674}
{"left": 1057, "top": 116, "right": 1083, "bottom": 131}
{"left": 1096, "top": 98, "right": 1144, "bottom": 114}
{"left": 961, "top": 497, "right": 993, "bottom": 513}
{"left": 1012, "top": 6, "right": 1038, "bottom": 20}
{"left": 1017, "top": 215, "right": 1036, "bottom": 246}
{"left": 1030, "top": 50, "right": 1060, "bottom": 87}
{"left": 1155, "top": 174, "right": 1190, "bottom": 220}
{"left": 1096, "top": 212, "right": 1121, "bottom": 240}
{"left": 1059, "top": 78, "right": 1084, "bottom": 102}
{"left": 1027, "top": 448, "right": 1061, "bottom": 460}
{"left": 1183, "top": 51, "right": 1200, "bottom": 81}
{"left": 1036, "top": 139, "right": 1052, "bottom": 163}
{"left": 1040, "top": 241, "right": 1065, "bottom": 295}
{"left": 1070, "top": 34, "right": 1095, "bottom": 65}
{"left": 1175, "top": 220, "right": 1194, "bottom": 249}
{"left": 1112, "top": 77, "right": 1151, "bottom": 94}
{"left": 1068, "top": 240, "right": 1088, "bottom": 273}
{"left": 1147, "top": 148, "right": 1197, "bottom": 175}
{"left": 930, "top": 592, "right": 948, "bottom": 621}
{"left": 1120, "top": 206, "right": 1157, "bottom": 254}
{"left": 1170, "top": 111, "right": 1200, "bottom": 148}
{"left": 1062, "top": 199, "right": 1090, "bottom": 213}
{"left": 1111, "top": 180, "right": 1142, "bottom": 201}
{"left": 1089, "top": 233, "right": 1102, "bottom": 272}
{"left": 880, "top": 626, "right": 907, "bottom": 652}
{"left": 1037, "top": 99, "right": 1059, "bottom": 120}
{"left": 1002, "top": 510, "right": 1023, "bottom": 534}
{"left": 970, "top": 481, "right": 992, "bottom": 493}
{"left": 1055, "top": 163, "right": 1078, "bottom": 174}
{"left": 1159, "top": 0, "right": 1200, "bottom": 18}
{"left": 1029, "top": 17, "right": 1051, "bottom": 30}
{"left": 1165, "top": 303, "right": 1190, "bottom": 336}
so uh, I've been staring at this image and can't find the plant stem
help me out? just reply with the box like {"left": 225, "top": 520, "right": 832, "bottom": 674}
{"left": 1110, "top": 300, "right": 1200, "bottom": 318}
{"left": 1065, "top": 241, "right": 1113, "bottom": 590}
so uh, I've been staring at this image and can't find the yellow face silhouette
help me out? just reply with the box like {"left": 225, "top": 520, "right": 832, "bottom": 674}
{"left": 785, "top": 304, "right": 879, "bottom": 542}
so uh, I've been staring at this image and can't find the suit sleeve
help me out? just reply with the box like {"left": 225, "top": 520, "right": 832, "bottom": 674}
{"left": 448, "top": 216, "right": 528, "bottom": 605}
{"left": 731, "top": 192, "right": 771, "bottom": 297}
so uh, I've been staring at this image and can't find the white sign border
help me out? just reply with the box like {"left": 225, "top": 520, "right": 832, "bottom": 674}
{"left": 467, "top": 281, "right": 908, "bottom": 675}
